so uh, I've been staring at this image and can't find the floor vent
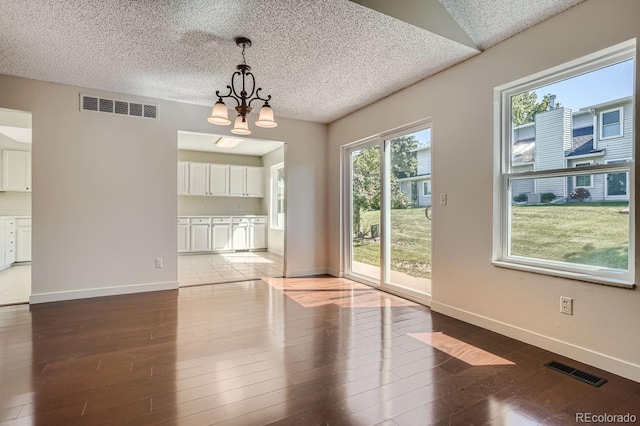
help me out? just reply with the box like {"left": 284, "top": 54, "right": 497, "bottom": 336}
{"left": 545, "top": 361, "right": 607, "bottom": 387}
{"left": 80, "top": 94, "right": 158, "bottom": 120}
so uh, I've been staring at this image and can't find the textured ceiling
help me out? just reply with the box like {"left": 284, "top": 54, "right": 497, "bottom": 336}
{"left": 0, "top": 0, "right": 584, "bottom": 124}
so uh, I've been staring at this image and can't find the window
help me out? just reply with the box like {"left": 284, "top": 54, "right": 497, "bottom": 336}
{"left": 573, "top": 162, "right": 593, "bottom": 188}
{"left": 494, "top": 41, "right": 634, "bottom": 286}
{"left": 600, "top": 107, "right": 623, "bottom": 139}
{"left": 422, "top": 180, "right": 431, "bottom": 196}
{"left": 270, "top": 163, "right": 285, "bottom": 230}
{"left": 605, "top": 159, "right": 630, "bottom": 199}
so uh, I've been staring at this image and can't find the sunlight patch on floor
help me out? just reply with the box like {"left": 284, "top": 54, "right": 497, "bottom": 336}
{"left": 408, "top": 332, "right": 515, "bottom": 366}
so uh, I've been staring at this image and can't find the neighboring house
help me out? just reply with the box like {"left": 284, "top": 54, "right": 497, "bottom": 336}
{"left": 398, "top": 143, "right": 431, "bottom": 206}
{"left": 512, "top": 96, "right": 633, "bottom": 202}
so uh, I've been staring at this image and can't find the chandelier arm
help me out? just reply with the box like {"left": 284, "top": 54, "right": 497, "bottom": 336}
{"left": 248, "top": 89, "right": 272, "bottom": 107}
{"left": 244, "top": 71, "right": 257, "bottom": 100}
{"left": 216, "top": 87, "right": 240, "bottom": 107}
{"left": 230, "top": 71, "right": 244, "bottom": 100}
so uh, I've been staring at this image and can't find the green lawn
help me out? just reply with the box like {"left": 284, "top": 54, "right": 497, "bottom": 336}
{"left": 353, "top": 203, "right": 629, "bottom": 279}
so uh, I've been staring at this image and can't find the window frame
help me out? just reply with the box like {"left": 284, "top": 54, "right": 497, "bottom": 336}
{"left": 422, "top": 180, "right": 431, "bottom": 197}
{"left": 600, "top": 107, "right": 623, "bottom": 140}
{"left": 573, "top": 161, "right": 594, "bottom": 189}
{"left": 493, "top": 40, "right": 635, "bottom": 287}
{"left": 270, "top": 162, "right": 285, "bottom": 231}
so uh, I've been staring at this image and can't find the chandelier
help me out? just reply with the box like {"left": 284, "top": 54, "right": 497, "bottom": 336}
{"left": 207, "top": 37, "right": 277, "bottom": 135}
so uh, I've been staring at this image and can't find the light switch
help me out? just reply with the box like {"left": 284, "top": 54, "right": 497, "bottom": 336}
{"left": 439, "top": 193, "right": 447, "bottom": 206}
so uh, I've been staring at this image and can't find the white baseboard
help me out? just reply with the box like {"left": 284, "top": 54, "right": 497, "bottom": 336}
{"left": 285, "top": 267, "right": 328, "bottom": 278}
{"left": 327, "top": 268, "right": 343, "bottom": 278}
{"left": 431, "top": 301, "right": 640, "bottom": 383}
{"left": 268, "top": 248, "right": 284, "bottom": 257}
{"left": 30, "top": 281, "right": 179, "bottom": 304}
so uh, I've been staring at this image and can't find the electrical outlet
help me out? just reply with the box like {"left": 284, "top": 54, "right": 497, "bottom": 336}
{"left": 155, "top": 258, "right": 163, "bottom": 268}
{"left": 440, "top": 193, "right": 448, "bottom": 206}
{"left": 560, "top": 296, "right": 573, "bottom": 315}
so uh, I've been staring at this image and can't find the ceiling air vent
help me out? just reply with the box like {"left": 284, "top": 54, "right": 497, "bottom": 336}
{"left": 99, "top": 98, "right": 114, "bottom": 113}
{"left": 129, "top": 103, "right": 143, "bottom": 117}
{"left": 114, "top": 100, "right": 129, "bottom": 115}
{"left": 80, "top": 94, "right": 158, "bottom": 120}
{"left": 82, "top": 96, "right": 98, "bottom": 111}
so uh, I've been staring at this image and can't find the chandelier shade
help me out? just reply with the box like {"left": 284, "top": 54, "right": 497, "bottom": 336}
{"left": 231, "top": 116, "right": 251, "bottom": 135}
{"left": 208, "top": 100, "right": 231, "bottom": 125}
{"left": 208, "top": 37, "right": 277, "bottom": 136}
{"left": 255, "top": 103, "right": 278, "bottom": 128}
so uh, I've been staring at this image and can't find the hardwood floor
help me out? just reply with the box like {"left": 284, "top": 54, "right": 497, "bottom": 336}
{"left": 0, "top": 278, "right": 638, "bottom": 425}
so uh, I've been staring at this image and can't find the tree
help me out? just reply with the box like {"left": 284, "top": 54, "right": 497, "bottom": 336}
{"left": 351, "top": 141, "right": 413, "bottom": 238}
{"left": 511, "top": 92, "right": 561, "bottom": 126}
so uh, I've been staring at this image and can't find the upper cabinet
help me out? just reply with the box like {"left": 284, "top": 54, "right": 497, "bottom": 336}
{"left": 1, "top": 150, "right": 31, "bottom": 192}
{"left": 177, "top": 161, "right": 189, "bottom": 195}
{"left": 209, "top": 164, "right": 230, "bottom": 196}
{"left": 230, "top": 165, "right": 263, "bottom": 197}
{"left": 180, "top": 161, "right": 262, "bottom": 198}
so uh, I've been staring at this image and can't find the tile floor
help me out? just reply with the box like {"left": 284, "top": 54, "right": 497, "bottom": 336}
{"left": 0, "top": 251, "right": 284, "bottom": 305}
{"left": 178, "top": 251, "right": 284, "bottom": 287}
{"left": 0, "top": 263, "right": 31, "bottom": 305}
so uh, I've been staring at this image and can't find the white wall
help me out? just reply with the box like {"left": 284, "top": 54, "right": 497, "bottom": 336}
{"left": 178, "top": 150, "right": 264, "bottom": 216}
{"left": 328, "top": 0, "right": 640, "bottom": 381}
{"left": 261, "top": 146, "right": 286, "bottom": 257}
{"left": 0, "top": 74, "right": 328, "bottom": 302}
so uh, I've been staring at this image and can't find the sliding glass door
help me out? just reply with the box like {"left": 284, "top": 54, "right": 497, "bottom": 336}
{"left": 349, "top": 143, "right": 381, "bottom": 283}
{"left": 345, "top": 124, "right": 432, "bottom": 301}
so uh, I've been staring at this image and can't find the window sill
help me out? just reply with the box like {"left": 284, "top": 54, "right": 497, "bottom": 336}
{"left": 492, "top": 260, "right": 635, "bottom": 288}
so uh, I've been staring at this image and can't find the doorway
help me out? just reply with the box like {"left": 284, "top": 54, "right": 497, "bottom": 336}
{"left": 0, "top": 108, "right": 32, "bottom": 305}
{"left": 176, "top": 131, "right": 286, "bottom": 286}
{"left": 345, "top": 123, "right": 432, "bottom": 303}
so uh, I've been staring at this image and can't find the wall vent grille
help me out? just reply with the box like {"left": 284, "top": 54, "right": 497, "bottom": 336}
{"left": 80, "top": 94, "right": 158, "bottom": 120}
{"left": 545, "top": 361, "right": 607, "bottom": 387}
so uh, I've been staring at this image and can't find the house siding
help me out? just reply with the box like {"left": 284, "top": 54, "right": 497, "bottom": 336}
{"left": 416, "top": 146, "right": 431, "bottom": 175}
{"left": 595, "top": 101, "right": 633, "bottom": 159}
{"left": 534, "top": 107, "right": 571, "bottom": 197}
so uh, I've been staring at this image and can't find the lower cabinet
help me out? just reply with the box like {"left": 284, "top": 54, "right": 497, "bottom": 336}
{"left": 249, "top": 218, "right": 267, "bottom": 249}
{"left": 212, "top": 218, "right": 232, "bottom": 250}
{"left": 177, "top": 218, "right": 190, "bottom": 253}
{"left": 179, "top": 216, "right": 266, "bottom": 253}
{"left": 0, "top": 217, "right": 16, "bottom": 270}
{"left": 190, "top": 218, "right": 212, "bottom": 252}
{"left": 16, "top": 218, "right": 31, "bottom": 262}
{"left": 232, "top": 219, "right": 249, "bottom": 250}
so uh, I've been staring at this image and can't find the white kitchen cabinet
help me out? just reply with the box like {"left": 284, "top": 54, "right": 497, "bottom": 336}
{"left": 229, "top": 165, "right": 263, "bottom": 197}
{"left": 212, "top": 218, "right": 232, "bottom": 250}
{"left": 177, "top": 161, "right": 189, "bottom": 195}
{"left": 0, "top": 217, "right": 16, "bottom": 270}
{"left": 249, "top": 222, "right": 267, "bottom": 249}
{"left": 190, "top": 218, "right": 212, "bottom": 251}
{"left": 232, "top": 218, "right": 249, "bottom": 250}
{"left": 177, "top": 218, "right": 190, "bottom": 253}
{"left": 2, "top": 150, "right": 31, "bottom": 192}
{"left": 229, "top": 166, "right": 246, "bottom": 197}
{"left": 15, "top": 218, "right": 30, "bottom": 262}
{"left": 188, "top": 162, "right": 209, "bottom": 196}
{"left": 246, "top": 166, "right": 264, "bottom": 197}
{"left": 209, "top": 164, "right": 229, "bottom": 196}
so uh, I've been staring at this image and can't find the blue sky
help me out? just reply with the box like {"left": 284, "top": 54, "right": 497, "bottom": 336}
{"left": 533, "top": 59, "right": 634, "bottom": 110}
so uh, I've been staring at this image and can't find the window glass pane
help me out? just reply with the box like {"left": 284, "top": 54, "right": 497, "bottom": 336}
{"left": 602, "top": 110, "right": 620, "bottom": 125}
{"left": 576, "top": 175, "right": 591, "bottom": 187}
{"left": 607, "top": 172, "right": 627, "bottom": 196}
{"left": 602, "top": 123, "right": 621, "bottom": 138}
{"left": 509, "top": 174, "right": 629, "bottom": 271}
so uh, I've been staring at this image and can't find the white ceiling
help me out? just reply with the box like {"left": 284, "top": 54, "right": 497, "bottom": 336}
{"left": 178, "top": 131, "right": 283, "bottom": 156}
{"left": 0, "top": 0, "right": 584, "bottom": 124}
